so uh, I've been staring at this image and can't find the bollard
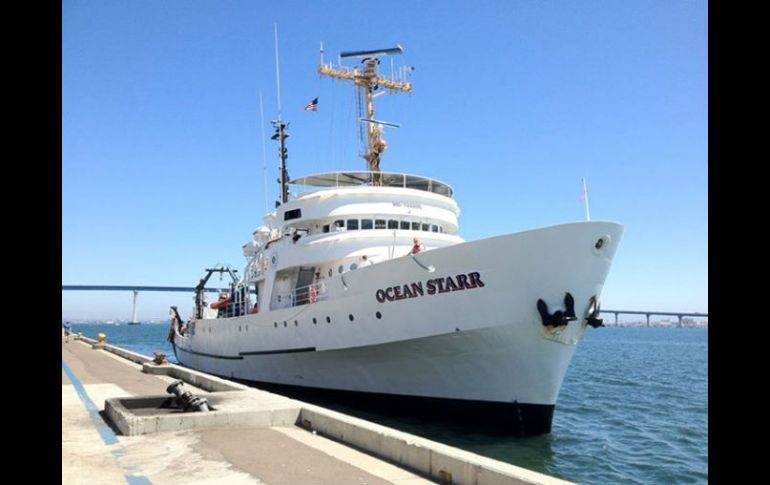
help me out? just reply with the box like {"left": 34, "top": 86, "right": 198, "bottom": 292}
{"left": 166, "top": 380, "right": 210, "bottom": 412}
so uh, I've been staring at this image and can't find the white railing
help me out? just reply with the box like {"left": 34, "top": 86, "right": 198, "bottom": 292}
{"left": 291, "top": 171, "right": 454, "bottom": 198}
{"left": 208, "top": 291, "right": 254, "bottom": 319}
{"left": 273, "top": 282, "right": 330, "bottom": 309}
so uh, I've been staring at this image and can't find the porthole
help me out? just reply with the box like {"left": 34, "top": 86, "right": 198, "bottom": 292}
{"left": 328, "top": 268, "right": 333, "bottom": 277}
{"left": 376, "top": 311, "right": 382, "bottom": 319}
{"left": 246, "top": 325, "right": 248, "bottom": 331}
{"left": 238, "top": 326, "right": 242, "bottom": 332}
{"left": 349, "top": 314, "right": 354, "bottom": 322}
{"left": 338, "top": 265, "right": 344, "bottom": 274}
{"left": 313, "top": 317, "right": 317, "bottom": 324}
{"left": 593, "top": 235, "right": 611, "bottom": 255}
{"left": 274, "top": 322, "right": 277, "bottom": 328}
{"left": 326, "top": 316, "right": 331, "bottom": 323}
{"left": 350, "top": 263, "right": 358, "bottom": 271}
{"left": 294, "top": 320, "right": 298, "bottom": 326}
{"left": 283, "top": 321, "right": 287, "bottom": 327}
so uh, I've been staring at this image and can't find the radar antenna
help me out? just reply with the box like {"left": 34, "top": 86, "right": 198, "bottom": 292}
{"left": 319, "top": 44, "right": 413, "bottom": 172}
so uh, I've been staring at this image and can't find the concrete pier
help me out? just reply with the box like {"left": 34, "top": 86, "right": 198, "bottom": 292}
{"left": 62, "top": 335, "right": 573, "bottom": 485}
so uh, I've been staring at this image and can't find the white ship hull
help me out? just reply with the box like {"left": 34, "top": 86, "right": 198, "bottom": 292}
{"left": 173, "top": 221, "right": 622, "bottom": 435}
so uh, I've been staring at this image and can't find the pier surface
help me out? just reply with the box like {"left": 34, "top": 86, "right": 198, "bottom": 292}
{"left": 62, "top": 335, "right": 573, "bottom": 485}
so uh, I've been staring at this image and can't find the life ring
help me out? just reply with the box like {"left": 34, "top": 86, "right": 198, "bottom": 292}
{"left": 309, "top": 287, "right": 318, "bottom": 304}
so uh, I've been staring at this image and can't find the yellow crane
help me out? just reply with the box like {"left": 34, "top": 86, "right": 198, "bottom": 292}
{"left": 319, "top": 45, "right": 413, "bottom": 172}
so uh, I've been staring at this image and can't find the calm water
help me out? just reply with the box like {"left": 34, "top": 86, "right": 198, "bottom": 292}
{"left": 69, "top": 324, "right": 708, "bottom": 484}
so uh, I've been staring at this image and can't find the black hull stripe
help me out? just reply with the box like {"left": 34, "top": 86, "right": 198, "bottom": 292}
{"left": 177, "top": 347, "right": 244, "bottom": 360}
{"left": 176, "top": 345, "right": 317, "bottom": 359}
{"left": 239, "top": 347, "right": 316, "bottom": 356}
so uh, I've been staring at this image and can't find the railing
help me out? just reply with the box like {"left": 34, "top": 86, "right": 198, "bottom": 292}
{"left": 290, "top": 171, "right": 454, "bottom": 198}
{"left": 207, "top": 292, "right": 254, "bottom": 319}
{"left": 273, "top": 282, "right": 330, "bottom": 309}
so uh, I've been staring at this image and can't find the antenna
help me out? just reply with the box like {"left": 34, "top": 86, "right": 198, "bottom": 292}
{"left": 319, "top": 45, "right": 413, "bottom": 172}
{"left": 273, "top": 23, "right": 282, "bottom": 121}
{"left": 582, "top": 177, "right": 591, "bottom": 221}
{"left": 339, "top": 45, "right": 404, "bottom": 59}
{"left": 270, "top": 24, "right": 289, "bottom": 205}
{"left": 259, "top": 92, "right": 268, "bottom": 214}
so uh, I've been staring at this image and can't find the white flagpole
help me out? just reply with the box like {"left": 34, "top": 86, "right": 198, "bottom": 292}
{"left": 582, "top": 177, "right": 591, "bottom": 221}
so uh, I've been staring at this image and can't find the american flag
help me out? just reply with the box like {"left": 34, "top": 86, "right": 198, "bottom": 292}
{"left": 304, "top": 97, "right": 318, "bottom": 111}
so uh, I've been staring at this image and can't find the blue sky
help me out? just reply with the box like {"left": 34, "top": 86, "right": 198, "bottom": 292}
{"left": 62, "top": 0, "right": 708, "bottom": 320}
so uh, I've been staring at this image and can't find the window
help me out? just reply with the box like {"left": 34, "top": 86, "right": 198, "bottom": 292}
{"left": 361, "top": 219, "right": 373, "bottom": 230}
{"left": 334, "top": 220, "right": 345, "bottom": 229}
{"left": 388, "top": 220, "right": 398, "bottom": 229}
{"left": 375, "top": 219, "right": 386, "bottom": 229}
{"left": 411, "top": 222, "right": 420, "bottom": 231}
{"left": 400, "top": 221, "right": 410, "bottom": 230}
{"left": 350, "top": 263, "right": 358, "bottom": 270}
{"left": 322, "top": 225, "right": 330, "bottom": 233}
{"left": 284, "top": 209, "right": 302, "bottom": 221}
{"left": 347, "top": 219, "right": 359, "bottom": 230}
{"left": 431, "top": 224, "right": 439, "bottom": 232}
{"left": 422, "top": 223, "right": 429, "bottom": 231}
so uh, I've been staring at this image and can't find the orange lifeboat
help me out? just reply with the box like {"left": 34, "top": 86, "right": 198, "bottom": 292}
{"left": 210, "top": 296, "right": 232, "bottom": 309}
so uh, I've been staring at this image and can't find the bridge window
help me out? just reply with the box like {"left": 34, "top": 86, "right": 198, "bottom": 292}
{"left": 421, "top": 223, "right": 430, "bottom": 231}
{"left": 284, "top": 209, "right": 302, "bottom": 221}
{"left": 375, "top": 219, "right": 386, "bottom": 229}
{"left": 431, "top": 224, "right": 439, "bottom": 232}
{"left": 334, "top": 220, "right": 345, "bottom": 229}
{"left": 361, "top": 219, "right": 373, "bottom": 230}
{"left": 411, "top": 222, "right": 420, "bottom": 231}
{"left": 388, "top": 220, "right": 398, "bottom": 229}
{"left": 322, "top": 224, "right": 330, "bottom": 233}
{"left": 347, "top": 219, "right": 359, "bottom": 230}
{"left": 400, "top": 221, "right": 410, "bottom": 230}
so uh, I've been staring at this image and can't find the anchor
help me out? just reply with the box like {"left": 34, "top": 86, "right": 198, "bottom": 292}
{"left": 585, "top": 295, "right": 604, "bottom": 328}
{"left": 537, "top": 292, "right": 577, "bottom": 328}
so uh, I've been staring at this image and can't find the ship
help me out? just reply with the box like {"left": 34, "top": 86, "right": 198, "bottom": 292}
{"left": 170, "top": 45, "right": 623, "bottom": 436}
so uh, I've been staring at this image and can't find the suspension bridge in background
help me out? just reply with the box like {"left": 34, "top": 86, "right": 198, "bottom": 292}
{"left": 61, "top": 285, "right": 226, "bottom": 324}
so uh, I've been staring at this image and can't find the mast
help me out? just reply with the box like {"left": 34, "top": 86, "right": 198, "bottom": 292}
{"left": 319, "top": 45, "right": 413, "bottom": 172}
{"left": 271, "top": 24, "right": 289, "bottom": 206}
{"left": 271, "top": 120, "right": 289, "bottom": 205}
